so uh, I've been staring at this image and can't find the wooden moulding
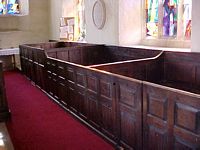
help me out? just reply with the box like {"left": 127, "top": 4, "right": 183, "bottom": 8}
{"left": 19, "top": 42, "right": 200, "bottom": 150}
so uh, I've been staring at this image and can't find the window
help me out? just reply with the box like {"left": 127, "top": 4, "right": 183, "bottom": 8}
{"left": 0, "top": 0, "right": 19, "bottom": 15}
{"left": 146, "top": 0, "right": 192, "bottom": 40}
{"left": 76, "top": 0, "right": 86, "bottom": 41}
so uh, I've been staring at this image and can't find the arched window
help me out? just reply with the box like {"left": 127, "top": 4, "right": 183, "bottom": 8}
{"left": 76, "top": 0, "right": 86, "bottom": 41}
{"left": 146, "top": 0, "right": 192, "bottom": 40}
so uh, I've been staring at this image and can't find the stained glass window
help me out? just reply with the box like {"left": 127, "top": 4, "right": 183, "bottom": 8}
{"left": 0, "top": 0, "right": 6, "bottom": 15}
{"left": 76, "top": 0, "right": 86, "bottom": 41}
{"left": 145, "top": 0, "right": 192, "bottom": 39}
{"left": 183, "top": 0, "right": 192, "bottom": 39}
{"left": 0, "top": 0, "right": 19, "bottom": 15}
{"left": 7, "top": 0, "right": 19, "bottom": 14}
{"left": 163, "top": 0, "right": 178, "bottom": 37}
{"left": 146, "top": 0, "right": 159, "bottom": 37}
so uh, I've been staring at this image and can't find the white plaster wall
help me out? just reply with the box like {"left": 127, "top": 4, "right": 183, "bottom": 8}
{"left": 41, "top": 0, "right": 200, "bottom": 50}
{"left": 119, "top": 0, "right": 142, "bottom": 46}
{"left": 49, "top": 0, "right": 119, "bottom": 44}
{"left": 191, "top": 0, "right": 200, "bottom": 52}
{"left": 49, "top": 0, "right": 76, "bottom": 40}
{"left": 85, "top": 0, "right": 119, "bottom": 45}
{"left": 0, "top": 0, "right": 49, "bottom": 49}
{"left": 49, "top": 0, "right": 62, "bottom": 40}
{"left": 62, "top": 0, "right": 76, "bottom": 17}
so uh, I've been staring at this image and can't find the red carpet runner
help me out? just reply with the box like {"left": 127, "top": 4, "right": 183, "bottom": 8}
{"left": 4, "top": 71, "right": 114, "bottom": 150}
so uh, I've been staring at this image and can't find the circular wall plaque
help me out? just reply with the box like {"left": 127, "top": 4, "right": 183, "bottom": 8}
{"left": 92, "top": 0, "right": 106, "bottom": 29}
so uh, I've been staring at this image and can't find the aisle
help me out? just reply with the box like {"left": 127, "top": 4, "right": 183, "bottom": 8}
{"left": 4, "top": 71, "right": 114, "bottom": 150}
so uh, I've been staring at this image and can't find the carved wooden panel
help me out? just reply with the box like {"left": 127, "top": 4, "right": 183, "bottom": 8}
{"left": 67, "top": 81, "right": 76, "bottom": 111}
{"left": 173, "top": 94, "right": 200, "bottom": 150}
{"left": 37, "top": 51, "right": 45, "bottom": 65}
{"left": 175, "top": 103, "right": 199, "bottom": 133}
{"left": 100, "top": 80, "right": 111, "bottom": 99}
{"left": 99, "top": 77, "right": 115, "bottom": 139}
{"left": 174, "top": 137, "right": 199, "bottom": 150}
{"left": 143, "top": 84, "right": 170, "bottom": 150}
{"left": 66, "top": 67, "right": 76, "bottom": 111}
{"left": 87, "top": 92, "right": 100, "bottom": 128}
{"left": 67, "top": 67, "right": 75, "bottom": 83}
{"left": 148, "top": 95, "right": 167, "bottom": 121}
{"left": 76, "top": 70, "right": 87, "bottom": 118}
{"left": 119, "top": 83, "right": 137, "bottom": 108}
{"left": 87, "top": 76, "right": 97, "bottom": 93}
{"left": 45, "top": 59, "right": 59, "bottom": 99}
{"left": 77, "top": 87, "right": 87, "bottom": 118}
{"left": 119, "top": 104, "right": 136, "bottom": 149}
{"left": 51, "top": 73, "right": 58, "bottom": 98}
{"left": 20, "top": 58, "right": 25, "bottom": 74}
{"left": 57, "top": 63, "right": 66, "bottom": 78}
{"left": 77, "top": 72, "right": 85, "bottom": 87}
{"left": 100, "top": 98, "right": 113, "bottom": 134}
{"left": 146, "top": 125, "right": 168, "bottom": 150}
{"left": 35, "top": 65, "right": 45, "bottom": 89}
{"left": 27, "top": 49, "right": 33, "bottom": 61}
{"left": 117, "top": 78, "right": 142, "bottom": 150}
{"left": 144, "top": 83, "right": 200, "bottom": 150}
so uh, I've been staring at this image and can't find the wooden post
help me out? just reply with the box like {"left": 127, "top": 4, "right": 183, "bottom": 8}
{"left": 0, "top": 61, "right": 10, "bottom": 122}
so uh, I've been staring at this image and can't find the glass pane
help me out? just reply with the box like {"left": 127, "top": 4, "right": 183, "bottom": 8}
{"left": 183, "top": 0, "right": 192, "bottom": 39}
{"left": 163, "top": 0, "right": 178, "bottom": 37}
{"left": 7, "top": 0, "right": 19, "bottom": 14}
{"left": 77, "top": 0, "right": 86, "bottom": 41}
{"left": 0, "top": 0, "right": 6, "bottom": 15}
{"left": 146, "top": 0, "right": 159, "bottom": 37}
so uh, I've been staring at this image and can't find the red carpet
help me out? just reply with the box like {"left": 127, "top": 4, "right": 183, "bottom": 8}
{"left": 4, "top": 71, "right": 114, "bottom": 150}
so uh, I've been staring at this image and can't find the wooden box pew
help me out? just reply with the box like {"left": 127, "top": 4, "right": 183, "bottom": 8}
{"left": 20, "top": 42, "right": 200, "bottom": 149}
{"left": 19, "top": 42, "right": 162, "bottom": 150}
{"left": 44, "top": 47, "right": 162, "bottom": 150}
{"left": 26, "top": 41, "right": 91, "bottom": 50}
{"left": 45, "top": 56, "right": 143, "bottom": 150}
{"left": 46, "top": 44, "right": 162, "bottom": 67}
{"left": 19, "top": 42, "right": 93, "bottom": 90}
{"left": 93, "top": 51, "right": 200, "bottom": 149}
{"left": 19, "top": 45, "right": 46, "bottom": 90}
{"left": 143, "top": 51, "right": 200, "bottom": 150}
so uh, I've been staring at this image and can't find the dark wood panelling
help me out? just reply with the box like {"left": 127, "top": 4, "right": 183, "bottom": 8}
{"left": 116, "top": 78, "right": 142, "bottom": 150}
{"left": 99, "top": 74, "right": 116, "bottom": 139}
{"left": 45, "top": 44, "right": 161, "bottom": 66}
{"left": 87, "top": 75, "right": 98, "bottom": 93}
{"left": 19, "top": 42, "right": 200, "bottom": 150}
{"left": 143, "top": 83, "right": 200, "bottom": 150}
{"left": 75, "top": 68, "right": 87, "bottom": 118}
{"left": 0, "top": 61, "right": 10, "bottom": 121}
{"left": 143, "top": 85, "right": 169, "bottom": 150}
{"left": 0, "top": 56, "right": 14, "bottom": 71}
{"left": 87, "top": 91, "right": 100, "bottom": 128}
{"left": 148, "top": 95, "right": 167, "bottom": 121}
{"left": 20, "top": 45, "right": 46, "bottom": 90}
{"left": 175, "top": 103, "right": 199, "bottom": 133}
{"left": 165, "top": 62, "right": 195, "bottom": 83}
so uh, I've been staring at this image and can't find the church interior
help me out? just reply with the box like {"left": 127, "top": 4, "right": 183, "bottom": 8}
{"left": 0, "top": 0, "right": 199, "bottom": 150}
